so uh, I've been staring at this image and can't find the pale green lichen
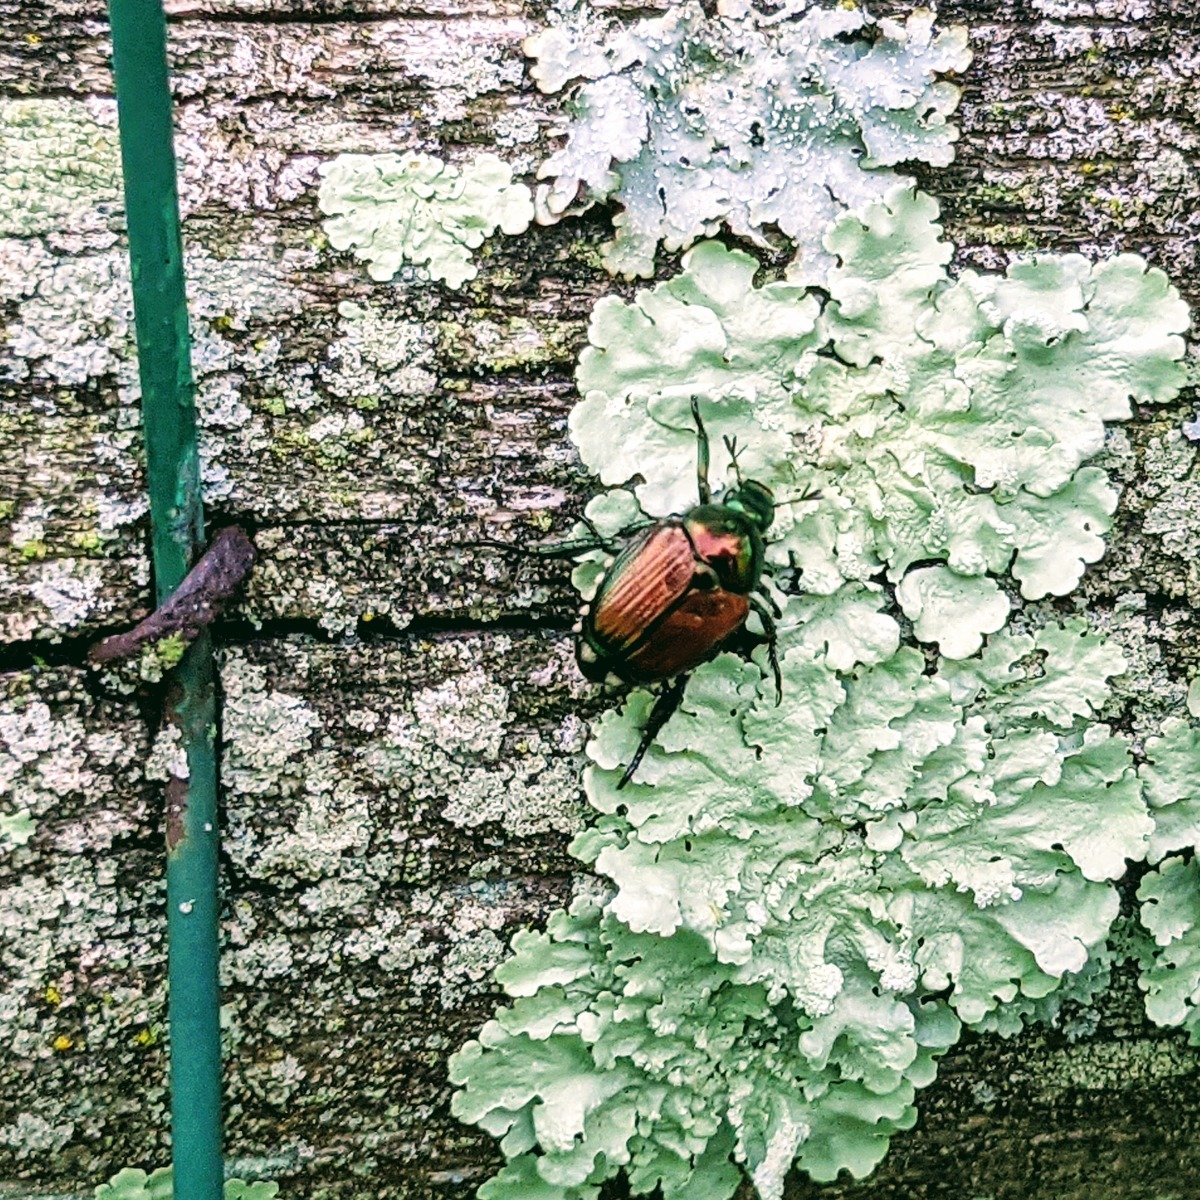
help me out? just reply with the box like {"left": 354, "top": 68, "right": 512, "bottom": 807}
{"left": 570, "top": 188, "right": 1188, "bottom": 600}
{"left": 1135, "top": 719, "right": 1200, "bottom": 1041}
{"left": 0, "top": 98, "right": 121, "bottom": 238}
{"left": 95, "top": 1169, "right": 174, "bottom": 1200}
{"left": 454, "top": 893, "right": 959, "bottom": 1200}
{"left": 452, "top": 171, "right": 1191, "bottom": 1194}
{"left": 317, "top": 152, "right": 534, "bottom": 288}
{"left": 95, "top": 1167, "right": 278, "bottom": 1200}
{"left": 1137, "top": 856, "right": 1200, "bottom": 1044}
{"left": 579, "top": 613, "right": 1143, "bottom": 997}
{"left": 895, "top": 566, "right": 1010, "bottom": 660}
{"left": 526, "top": 0, "right": 970, "bottom": 278}
{"left": 0, "top": 810, "right": 35, "bottom": 847}
{"left": 453, "top": 611, "right": 1151, "bottom": 1191}
{"left": 1136, "top": 716, "right": 1200, "bottom": 865}
{"left": 135, "top": 633, "right": 189, "bottom": 685}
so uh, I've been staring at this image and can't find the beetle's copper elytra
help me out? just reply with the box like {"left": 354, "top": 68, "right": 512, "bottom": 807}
{"left": 575, "top": 397, "right": 782, "bottom": 788}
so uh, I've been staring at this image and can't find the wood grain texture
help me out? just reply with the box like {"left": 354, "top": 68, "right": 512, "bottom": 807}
{"left": 1, "top": 1, "right": 1199, "bottom": 1196}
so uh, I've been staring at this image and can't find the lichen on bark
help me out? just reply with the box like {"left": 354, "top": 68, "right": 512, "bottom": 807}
{"left": 3, "top": 1, "right": 1200, "bottom": 1198}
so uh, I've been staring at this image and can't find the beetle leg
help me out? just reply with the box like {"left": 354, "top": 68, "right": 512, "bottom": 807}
{"left": 482, "top": 535, "right": 607, "bottom": 558}
{"left": 477, "top": 518, "right": 652, "bottom": 560}
{"left": 548, "top": 516, "right": 655, "bottom": 556}
{"left": 617, "top": 675, "right": 688, "bottom": 790}
{"left": 691, "top": 395, "right": 712, "bottom": 505}
{"left": 576, "top": 514, "right": 627, "bottom": 553}
{"left": 754, "top": 584, "right": 782, "bottom": 619}
{"left": 470, "top": 534, "right": 603, "bottom": 557}
{"left": 749, "top": 595, "right": 782, "bottom": 705}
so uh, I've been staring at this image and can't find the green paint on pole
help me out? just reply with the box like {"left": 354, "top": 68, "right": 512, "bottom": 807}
{"left": 106, "top": 2, "right": 223, "bottom": 1197}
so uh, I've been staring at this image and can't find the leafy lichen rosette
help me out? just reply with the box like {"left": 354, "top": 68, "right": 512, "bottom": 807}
{"left": 317, "top": 152, "right": 533, "bottom": 288}
{"left": 451, "top": 181, "right": 1190, "bottom": 1197}
{"left": 571, "top": 185, "right": 1188, "bottom": 656}
{"left": 1135, "top": 718, "right": 1200, "bottom": 1042}
{"left": 451, "top": 893, "right": 961, "bottom": 1200}
{"left": 580, "top": 609, "right": 1148, "bottom": 1026}
{"left": 526, "top": 0, "right": 970, "bottom": 278}
{"left": 450, "top": 605, "right": 1152, "bottom": 1198}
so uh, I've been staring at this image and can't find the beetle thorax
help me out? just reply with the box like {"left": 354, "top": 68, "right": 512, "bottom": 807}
{"left": 684, "top": 506, "right": 763, "bottom": 594}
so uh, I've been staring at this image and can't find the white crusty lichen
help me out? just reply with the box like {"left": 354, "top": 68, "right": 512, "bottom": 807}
{"left": 0, "top": 237, "right": 304, "bottom": 388}
{"left": 1, "top": 244, "right": 133, "bottom": 386}
{"left": 406, "top": 31, "right": 527, "bottom": 127}
{"left": 0, "top": 232, "right": 313, "bottom": 613}
{"left": 0, "top": 692, "right": 145, "bottom": 854}
{"left": 221, "top": 658, "right": 377, "bottom": 886}
{"left": 221, "top": 662, "right": 322, "bottom": 799}
{"left": 0, "top": 676, "right": 164, "bottom": 1163}
{"left": 379, "top": 887, "right": 513, "bottom": 1009}
{"left": 144, "top": 724, "right": 189, "bottom": 782}
{"left": 1140, "top": 428, "right": 1200, "bottom": 561}
{"left": 0, "top": 1111, "right": 74, "bottom": 1156}
{"left": 23, "top": 559, "right": 105, "bottom": 636}
{"left": 317, "top": 152, "right": 535, "bottom": 288}
{"left": 526, "top": 0, "right": 970, "bottom": 278}
{"left": 321, "top": 300, "right": 438, "bottom": 403}
{"left": 366, "top": 661, "right": 587, "bottom": 838}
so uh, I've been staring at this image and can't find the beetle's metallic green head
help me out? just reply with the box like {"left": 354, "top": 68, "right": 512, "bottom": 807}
{"left": 725, "top": 480, "right": 774, "bottom": 532}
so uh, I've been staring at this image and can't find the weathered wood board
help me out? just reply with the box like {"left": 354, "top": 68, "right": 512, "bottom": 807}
{"left": 2, "top": 1, "right": 1200, "bottom": 1197}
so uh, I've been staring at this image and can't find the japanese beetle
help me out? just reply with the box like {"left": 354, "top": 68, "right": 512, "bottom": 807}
{"left": 568, "top": 397, "right": 782, "bottom": 788}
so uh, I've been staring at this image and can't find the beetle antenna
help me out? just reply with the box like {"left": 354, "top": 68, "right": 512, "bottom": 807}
{"left": 691, "top": 395, "right": 712, "bottom": 504}
{"left": 723, "top": 434, "right": 745, "bottom": 487}
{"left": 775, "top": 486, "right": 823, "bottom": 505}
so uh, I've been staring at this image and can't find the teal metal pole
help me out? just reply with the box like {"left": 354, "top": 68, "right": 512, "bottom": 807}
{"left": 106, "top": 3, "right": 223, "bottom": 1197}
